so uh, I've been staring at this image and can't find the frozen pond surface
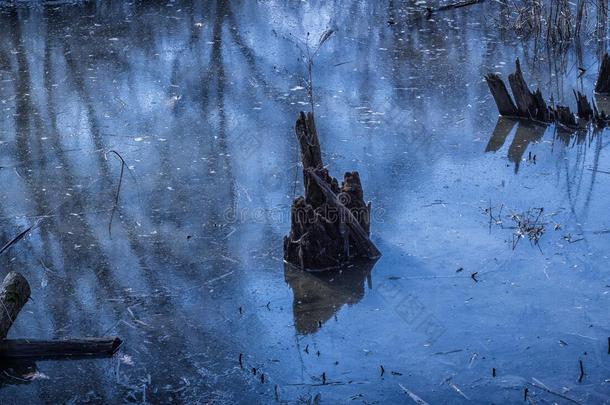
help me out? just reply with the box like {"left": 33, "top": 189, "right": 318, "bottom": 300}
{"left": 0, "top": 0, "right": 609, "bottom": 403}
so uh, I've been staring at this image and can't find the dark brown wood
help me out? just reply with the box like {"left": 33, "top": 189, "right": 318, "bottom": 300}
{"left": 507, "top": 59, "right": 551, "bottom": 122}
{"left": 508, "top": 59, "right": 536, "bottom": 117}
{"left": 553, "top": 105, "right": 577, "bottom": 130}
{"left": 284, "top": 112, "right": 380, "bottom": 271}
{"left": 0, "top": 337, "right": 122, "bottom": 360}
{"left": 0, "top": 272, "right": 31, "bottom": 339}
{"left": 295, "top": 112, "right": 323, "bottom": 170}
{"left": 595, "top": 53, "right": 610, "bottom": 95}
{"left": 574, "top": 90, "right": 593, "bottom": 122}
{"left": 306, "top": 169, "right": 381, "bottom": 260}
{"left": 486, "top": 60, "right": 609, "bottom": 134}
{"left": 485, "top": 74, "right": 518, "bottom": 117}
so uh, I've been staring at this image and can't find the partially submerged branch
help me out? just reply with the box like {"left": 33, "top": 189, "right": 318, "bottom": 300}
{"left": 0, "top": 338, "right": 122, "bottom": 360}
{"left": 0, "top": 272, "right": 122, "bottom": 361}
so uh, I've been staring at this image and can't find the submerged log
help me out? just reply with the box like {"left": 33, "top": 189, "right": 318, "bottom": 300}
{"left": 0, "top": 337, "right": 122, "bottom": 360}
{"left": 0, "top": 272, "right": 31, "bottom": 339}
{"left": 595, "top": 53, "right": 610, "bottom": 95}
{"left": 284, "top": 112, "right": 380, "bottom": 271}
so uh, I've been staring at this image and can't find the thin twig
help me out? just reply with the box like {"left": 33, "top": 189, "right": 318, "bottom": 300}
{"left": 106, "top": 150, "right": 126, "bottom": 237}
{"left": 0, "top": 220, "right": 41, "bottom": 256}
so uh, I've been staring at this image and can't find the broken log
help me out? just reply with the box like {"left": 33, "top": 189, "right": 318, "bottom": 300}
{"left": 0, "top": 272, "right": 123, "bottom": 362}
{"left": 553, "top": 105, "right": 578, "bottom": 130}
{"left": 508, "top": 60, "right": 536, "bottom": 118}
{"left": 486, "top": 59, "right": 609, "bottom": 134}
{"left": 574, "top": 90, "right": 593, "bottom": 122}
{"left": 507, "top": 59, "right": 551, "bottom": 122}
{"left": 486, "top": 61, "right": 550, "bottom": 122}
{"left": 0, "top": 272, "right": 31, "bottom": 339}
{"left": 0, "top": 337, "right": 122, "bottom": 360}
{"left": 284, "top": 112, "right": 380, "bottom": 271}
{"left": 595, "top": 53, "right": 610, "bottom": 95}
{"left": 485, "top": 74, "right": 518, "bottom": 117}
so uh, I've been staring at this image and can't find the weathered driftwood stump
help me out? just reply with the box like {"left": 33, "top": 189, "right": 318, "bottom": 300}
{"left": 485, "top": 58, "right": 610, "bottom": 130}
{"left": 0, "top": 271, "right": 121, "bottom": 360}
{"left": 283, "top": 112, "right": 381, "bottom": 271}
{"left": 486, "top": 59, "right": 551, "bottom": 123}
{"left": 0, "top": 272, "right": 31, "bottom": 339}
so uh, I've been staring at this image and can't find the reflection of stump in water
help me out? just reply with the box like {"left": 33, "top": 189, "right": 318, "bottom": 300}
{"left": 485, "top": 117, "right": 517, "bottom": 153}
{"left": 508, "top": 122, "right": 545, "bottom": 173}
{"left": 284, "top": 261, "right": 374, "bottom": 334}
{"left": 283, "top": 112, "right": 381, "bottom": 271}
{"left": 485, "top": 118, "right": 545, "bottom": 173}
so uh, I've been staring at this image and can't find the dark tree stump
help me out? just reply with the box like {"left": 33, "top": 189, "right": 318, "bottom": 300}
{"left": 284, "top": 112, "right": 381, "bottom": 271}
{"left": 486, "top": 59, "right": 608, "bottom": 132}
{"left": 553, "top": 105, "right": 577, "bottom": 130}
{"left": 507, "top": 59, "right": 551, "bottom": 122}
{"left": 485, "top": 74, "right": 518, "bottom": 117}
{"left": 595, "top": 53, "right": 610, "bottom": 95}
{"left": 0, "top": 272, "right": 31, "bottom": 339}
{"left": 574, "top": 90, "right": 593, "bottom": 122}
{"left": 486, "top": 60, "right": 550, "bottom": 122}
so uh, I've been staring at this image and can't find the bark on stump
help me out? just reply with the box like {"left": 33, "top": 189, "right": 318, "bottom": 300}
{"left": 0, "top": 272, "right": 31, "bottom": 339}
{"left": 485, "top": 74, "right": 518, "bottom": 117}
{"left": 284, "top": 112, "right": 380, "bottom": 271}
